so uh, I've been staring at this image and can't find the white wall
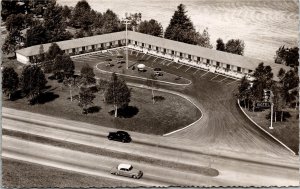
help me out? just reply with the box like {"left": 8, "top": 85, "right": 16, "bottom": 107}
{"left": 16, "top": 53, "right": 30, "bottom": 64}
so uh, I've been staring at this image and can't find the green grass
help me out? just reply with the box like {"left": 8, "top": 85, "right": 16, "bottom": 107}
{"left": 3, "top": 75, "right": 201, "bottom": 135}
{"left": 243, "top": 107, "right": 299, "bottom": 153}
{"left": 2, "top": 158, "right": 137, "bottom": 187}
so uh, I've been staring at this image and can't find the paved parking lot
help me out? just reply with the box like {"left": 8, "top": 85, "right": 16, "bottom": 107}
{"left": 71, "top": 48, "right": 240, "bottom": 86}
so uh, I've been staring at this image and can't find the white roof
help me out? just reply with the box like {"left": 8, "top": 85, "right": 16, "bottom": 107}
{"left": 118, "top": 163, "right": 132, "bottom": 170}
{"left": 137, "top": 64, "right": 145, "bottom": 68}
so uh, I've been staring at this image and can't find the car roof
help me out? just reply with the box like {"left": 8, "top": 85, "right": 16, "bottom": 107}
{"left": 116, "top": 131, "right": 128, "bottom": 134}
{"left": 118, "top": 164, "right": 132, "bottom": 170}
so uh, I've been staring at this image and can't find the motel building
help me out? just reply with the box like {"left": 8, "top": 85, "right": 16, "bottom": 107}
{"left": 16, "top": 31, "right": 289, "bottom": 81}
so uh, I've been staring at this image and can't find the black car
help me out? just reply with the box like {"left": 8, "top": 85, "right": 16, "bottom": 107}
{"left": 107, "top": 131, "right": 132, "bottom": 143}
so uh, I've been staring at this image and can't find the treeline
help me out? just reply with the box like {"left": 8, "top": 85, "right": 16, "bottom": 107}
{"left": 237, "top": 63, "right": 298, "bottom": 122}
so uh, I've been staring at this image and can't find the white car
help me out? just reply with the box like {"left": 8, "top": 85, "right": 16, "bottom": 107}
{"left": 110, "top": 163, "right": 143, "bottom": 179}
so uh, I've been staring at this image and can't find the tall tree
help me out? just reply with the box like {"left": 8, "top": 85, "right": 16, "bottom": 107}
{"left": 101, "top": 9, "right": 121, "bottom": 34}
{"left": 46, "top": 43, "right": 64, "bottom": 60}
{"left": 138, "top": 19, "right": 163, "bottom": 37}
{"left": 5, "top": 13, "right": 25, "bottom": 32}
{"left": 216, "top": 38, "right": 225, "bottom": 51}
{"left": 237, "top": 76, "right": 250, "bottom": 107}
{"left": 105, "top": 73, "right": 131, "bottom": 117}
{"left": 2, "top": 67, "right": 19, "bottom": 100}
{"left": 196, "top": 28, "right": 213, "bottom": 48}
{"left": 165, "top": 4, "right": 196, "bottom": 44}
{"left": 80, "top": 63, "right": 96, "bottom": 85}
{"left": 225, "top": 39, "right": 245, "bottom": 55}
{"left": 78, "top": 86, "right": 96, "bottom": 114}
{"left": 25, "top": 22, "right": 47, "bottom": 47}
{"left": 70, "top": 0, "right": 92, "bottom": 30}
{"left": 2, "top": 30, "right": 22, "bottom": 55}
{"left": 53, "top": 54, "right": 75, "bottom": 78}
{"left": 38, "top": 44, "right": 45, "bottom": 62}
{"left": 20, "top": 65, "right": 47, "bottom": 102}
{"left": 275, "top": 46, "right": 299, "bottom": 67}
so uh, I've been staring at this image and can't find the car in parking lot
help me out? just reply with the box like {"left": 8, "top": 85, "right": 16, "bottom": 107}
{"left": 110, "top": 163, "right": 143, "bottom": 179}
{"left": 107, "top": 131, "right": 132, "bottom": 143}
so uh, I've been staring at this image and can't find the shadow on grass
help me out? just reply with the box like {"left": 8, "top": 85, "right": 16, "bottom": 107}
{"left": 30, "top": 92, "right": 59, "bottom": 105}
{"left": 109, "top": 106, "right": 139, "bottom": 118}
{"left": 87, "top": 106, "right": 101, "bottom": 114}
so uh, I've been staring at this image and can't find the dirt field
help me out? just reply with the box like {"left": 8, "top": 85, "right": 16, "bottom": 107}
{"left": 57, "top": 0, "right": 298, "bottom": 62}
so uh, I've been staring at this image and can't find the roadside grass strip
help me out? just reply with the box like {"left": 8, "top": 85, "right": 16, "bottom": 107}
{"left": 160, "top": 60, "right": 166, "bottom": 64}
{"left": 141, "top": 53, "right": 146, "bottom": 59}
{"left": 166, "top": 62, "right": 173, "bottom": 66}
{"left": 210, "top": 74, "right": 220, "bottom": 81}
{"left": 135, "top": 51, "right": 140, "bottom": 57}
{"left": 146, "top": 54, "right": 153, "bottom": 60}
{"left": 153, "top": 57, "right": 159, "bottom": 62}
{"left": 200, "top": 70, "right": 210, "bottom": 77}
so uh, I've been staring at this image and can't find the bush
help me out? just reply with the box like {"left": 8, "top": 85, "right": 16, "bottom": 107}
{"left": 153, "top": 95, "right": 165, "bottom": 102}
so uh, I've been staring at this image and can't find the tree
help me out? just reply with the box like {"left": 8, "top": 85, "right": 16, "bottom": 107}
{"left": 216, "top": 38, "right": 225, "bottom": 51}
{"left": 78, "top": 87, "right": 95, "bottom": 114}
{"left": 62, "top": 5, "right": 72, "bottom": 19}
{"left": 19, "top": 65, "right": 47, "bottom": 102}
{"left": 225, "top": 39, "right": 245, "bottom": 55}
{"left": 101, "top": 9, "right": 121, "bottom": 34}
{"left": 275, "top": 46, "right": 299, "bottom": 67}
{"left": 138, "top": 19, "right": 163, "bottom": 37}
{"left": 237, "top": 76, "right": 250, "bottom": 108}
{"left": 53, "top": 54, "right": 75, "bottom": 78}
{"left": 25, "top": 22, "right": 47, "bottom": 47}
{"left": 2, "top": 30, "right": 22, "bottom": 55}
{"left": 38, "top": 44, "right": 45, "bottom": 62}
{"left": 5, "top": 13, "right": 25, "bottom": 32}
{"left": 46, "top": 43, "right": 64, "bottom": 60}
{"left": 2, "top": 67, "right": 19, "bottom": 100}
{"left": 80, "top": 63, "right": 96, "bottom": 85}
{"left": 280, "top": 70, "right": 299, "bottom": 106}
{"left": 165, "top": 4, "right": 196, "bottom": 44}
{"left": 277, "top": 68, "right": 286, "bottom": 82}
{"left": 105, "top": 73, "right": 131, "bottom": 117}
{"left": 70, "top": 0, "right": 92, "bottom": 30}
{"left": 196, "top": 28, "right": 213, "bottom": 48}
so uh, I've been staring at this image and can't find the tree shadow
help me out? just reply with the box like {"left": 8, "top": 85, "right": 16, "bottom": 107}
{"left": 87, "top": 106, "right": 101, "bottom": 114}
{"left": 7, "top": 90, "right": 24, "bottom": 101}
{"left": 30, "top": 92, "right": 59, "bottom": 105}
{"left": 109, "top": 106, "right": 139, "bottom": 118}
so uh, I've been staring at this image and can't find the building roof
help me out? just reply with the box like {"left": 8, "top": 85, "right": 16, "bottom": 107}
{"left": 16, "top": 31, "right": 290, "bottom": 77}
{"left": 16, "top": 31, "right": 126, "bottom": 57}
{"left": 127, "top": 31, "right": 290, "bottom": 73}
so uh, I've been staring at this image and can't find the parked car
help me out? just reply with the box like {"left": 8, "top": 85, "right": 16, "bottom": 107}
{"left": 110, "top": 163, "right": 143, "bottom": 179}
{"left": 107, "top": 131, "right": 132, "bottom": 143}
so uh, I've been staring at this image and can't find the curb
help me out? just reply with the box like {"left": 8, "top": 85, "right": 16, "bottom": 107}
{"left": 95, "top": 63, "right": 192, "bottom": 86}
{"left": 237, "top": 99, "right": 296, "bottom": 155}
{"left": 123, "top": 82, "right": 204, "bottom": 137}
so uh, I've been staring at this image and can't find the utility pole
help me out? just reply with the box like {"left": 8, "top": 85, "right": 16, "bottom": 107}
{"left": 269, "top": 90, "right": 274, "bottom": 129}
{"left": 122, "top": 13, "right": 130, "bottom": 70}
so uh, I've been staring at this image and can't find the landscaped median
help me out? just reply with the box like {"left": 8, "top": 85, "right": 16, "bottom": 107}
{"left": 95, "top": 62, "right": 191, "bottom": 86}
{"left": 237, "top": 100, "right": 299, "bottom": 155}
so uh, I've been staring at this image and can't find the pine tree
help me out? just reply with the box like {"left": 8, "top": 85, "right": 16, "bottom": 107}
{"left": 78, "top": 86, "right": 95, "bottom": 114}
{"left": 216, "top": 38, "right": 225, "bottom": 51}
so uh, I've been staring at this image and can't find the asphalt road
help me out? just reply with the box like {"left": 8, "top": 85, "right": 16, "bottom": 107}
{"left": 2, "top": 108, "right": 299, "bottom": 186}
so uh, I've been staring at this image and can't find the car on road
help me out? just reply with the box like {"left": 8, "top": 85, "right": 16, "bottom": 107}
{"left": 107, "top": 131, "right": 132, "bottom": 143}
{"left": 110, "top": 163, "right": 143, "bottom": 179}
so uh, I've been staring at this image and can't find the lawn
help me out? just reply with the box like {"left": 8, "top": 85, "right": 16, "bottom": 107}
{"left": 242, "top": 106, "right": 299, "bottom": 154}
{"left": 2, "top": 158, "right": 137, "bottom": 187}
{"left": 3, "top": 75, "right": 201, "bottom": 135}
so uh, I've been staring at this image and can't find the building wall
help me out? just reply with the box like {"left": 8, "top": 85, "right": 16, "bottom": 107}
{"left": 16, "top": 53, "right": 30, "bottom": 64}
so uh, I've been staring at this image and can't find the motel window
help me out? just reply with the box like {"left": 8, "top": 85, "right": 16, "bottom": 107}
{"left": 216, "top": 62, "right": 220, "bottom": 67}
{"left": 206, "top": 59, "right": 210, "bottom": 64}
{"left": 82, "top": 47, "right": 85, "bottom": 51}
{"left": 149, "top": 45, "right": 151, "bottom": 48}
{"left": 128, "top": 40, "right": 131, "bottom": 43}
{"left": 110, "top": 42, "right": 113, "bottom": 46}
{"left": 135, "top": 41, "right": 137, "bottom": 45}
{"left": 163, "top": 48, "right": 166, "bottom": 53}
{"left": 180, "top": 52, "right": 183, "bottom": 57}
{"left": 249, "top": 70, "right": 253, "bottom": 73}
{"left": 197, "top": 57, "right": 200, "bottom": 61}
{"left": 72, "top": 48, "right": 75, "bottom": 53}
{"left": 101, "top": 44, "right": 104, "bottom": 48}
{"left": 172, "top": 50, "right": 174, "bottom": 55}
{"left": 118, "top": 40, "right": 121, "bottom": 45}
{"left": 142, "top": 43, "right": 144, "bottom": 47}
{"left": 188, "top": 55, "right": 191, "bottom": 59}
{"left": 237, "top": 67, "right": 241, "bottom": 72}
{"left": 92, "top": 45, "right": 95, "bottom": 49}
{"left": 156, "top": 47, "right": 159, "bottom": 51}
{"left": 226, "top": 64, "right": 230, "bottom": 69}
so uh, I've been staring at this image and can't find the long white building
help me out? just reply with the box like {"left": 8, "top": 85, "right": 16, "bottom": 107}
{"left": 16, "top": 31, "right": 289, "bottom": 80}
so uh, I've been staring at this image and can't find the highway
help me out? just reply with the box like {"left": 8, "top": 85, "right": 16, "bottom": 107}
{"left": 2, "top": 107, "right": 299, "bottom": 186}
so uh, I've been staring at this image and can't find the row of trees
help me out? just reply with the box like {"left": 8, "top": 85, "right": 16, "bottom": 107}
{"left": 274, "top": 46, "right": 299, "bottom": 67}
{"left": 216, "top": 38, "right": 245, "bottom": 55}
{"left": 237, "top": 63, "right": 298, "bottom": 122}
